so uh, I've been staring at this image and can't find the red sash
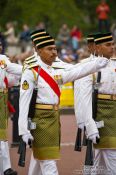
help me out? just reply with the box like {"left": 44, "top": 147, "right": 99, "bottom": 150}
{"left": 33, "top": 66, "right": 61, "bottom": 99}
{"left": 4, "top": 77, "right": 9, "bottom": 89}
{"left": 4, "top": 76, "right": 15, "bottom": 113}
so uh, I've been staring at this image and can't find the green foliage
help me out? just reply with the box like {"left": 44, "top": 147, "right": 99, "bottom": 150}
{"left": 0, "top": 0, "right": 116, "bottom": 35}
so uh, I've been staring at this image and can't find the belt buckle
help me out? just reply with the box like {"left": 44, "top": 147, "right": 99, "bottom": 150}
{"left": 0, "top": 88, "right": 8, "bottom": 93}
{"left": 112, "top": 95, "right": 116, "bottom": 100}
{"left": 53, "top": 105, "right": 58, "bottom": 110}
{"left": 4, "top": 89, "right": 8, "bottom": 93}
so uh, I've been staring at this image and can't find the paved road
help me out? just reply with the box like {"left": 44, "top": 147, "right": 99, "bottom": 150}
{"left": 9, "top": 114, "right": 86, "bottom": 175}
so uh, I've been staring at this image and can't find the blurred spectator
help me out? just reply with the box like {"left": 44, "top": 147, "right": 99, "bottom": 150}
{"left": 70, "top": 25, "right": 82, "bottom": 51}
{"left": 36, "top": 22, "right": 45, "bottom": 30}
{"left": 0, "top": 32, "right": 6, "bottom": 54}
{"left": 0, "top": 41, "right": 3, "bottom": 54}
{"left": 4, "top": 22, "right": 18, "bottom": 44}
{"left": 96, "top": 0, "right": 110, "bottom": 32}
{"left": 13, "top": 50, "right": 34, "bottom": 65}
{"left": 111, "top": 23, "right": 116, "bottom": 43}
{"left": 60, "top": 47, "right": 77, "bottom": 63}
{"left": 20, "top": 24, "right": 31, "bottom": 52}
{"left": 77, "top": 45, "right": 89, "bottom": 62}
{"left": 57, "top": 24, "right": 70, "bottom": 48}
{"left": 20, "top": 24, "right": 30, "bottom": 42}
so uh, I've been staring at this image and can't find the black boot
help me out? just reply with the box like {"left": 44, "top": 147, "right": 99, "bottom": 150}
{"left": 4, "top": 168, "right": 17, "bottom": 175}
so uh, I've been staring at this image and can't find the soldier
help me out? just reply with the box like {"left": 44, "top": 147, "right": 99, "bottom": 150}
{"left": 18, "top": 30, "right": 108, "bottom": 175}
{"left": 74, "top": 33, "right": 99, "bottom": 133}
{"left": 74, "top": 32, "right": 115, "bottom": 175}
{"left": 28, "top": 29, "right": 87, "bottom": 174}
{"left": 0, "top": 42, "right": 22, "bottom": 175}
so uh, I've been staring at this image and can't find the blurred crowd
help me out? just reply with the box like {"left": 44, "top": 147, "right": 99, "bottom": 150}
{"left": 0, "top": 21, "right": 90, "bottom": 65}
{"left": 0, "top": 19, "right": 116, "bottom": 66}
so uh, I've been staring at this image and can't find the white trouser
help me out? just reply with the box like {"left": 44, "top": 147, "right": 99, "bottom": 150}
{"left": 0, "top": 141, "right": 3, "bottom": 174}
{"left": 91, "top": 149, "right": 116, "bottom": 175}
{"left": 28, "top": 153, "right": 59, "bottom": 175}
{"left": 0, "top": 141, "right": 11, "bottom": 173}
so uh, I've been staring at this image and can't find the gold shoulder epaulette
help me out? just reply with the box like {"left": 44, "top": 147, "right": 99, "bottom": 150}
{"left": 52, "top": 66, "right": 65, "bottom": 70}
{"left": 23, "top": 55, "right": 39, "bottom": 72}
{"left": 24, "top": 54, "right": 37, "bottom": 65}
{"left": 25, "top": 55, "right": 35, "bottom": 61}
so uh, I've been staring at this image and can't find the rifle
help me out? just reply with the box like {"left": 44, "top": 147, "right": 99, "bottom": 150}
{"left": 18, "top": 138, "right": 26, "bottom": 167}
{"left": 28, "top": 88, "right": 38, "bottom": 119}
{"left": 74, "top": 128, "right": 82, "bottom": 152}
{"left": 18, "top": 88, "right": 38, "bottom": 167}
{"left": 75, "top": 124, "right": 88, "bottom": 152}
{"left": 85, "top": 72, "right": 101, "bottom": 166}
{"left": 92, "top": 72, "right": 101, "bottom": 121}
{"left": 85, "top": 140, "right": 93, "bottom": 165}
{"left": 82, "top": 126, "right": 87, "bottom": 146}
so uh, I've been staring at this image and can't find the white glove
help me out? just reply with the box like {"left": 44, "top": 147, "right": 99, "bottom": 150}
{"left": 96, "top": 56, "right": 109, "bottom": 69}
{"left": 22, "top": 133, "right": 34, "bottom": 145}
{"left": 88, "top": 133, "right": 100, "bottom": 144}
{"left": 78, "top": 122, "right": 85, "bottom": 130}
{"left": 86, "top": 119, "right": 99, "bottom": 137}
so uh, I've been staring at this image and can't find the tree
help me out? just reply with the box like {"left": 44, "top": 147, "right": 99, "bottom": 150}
{"left": 0, "top": 0, "right": 116, "bottom": 35}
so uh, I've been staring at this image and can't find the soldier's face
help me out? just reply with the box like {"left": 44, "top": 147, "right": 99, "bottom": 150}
{"left": 38, "top": 45, "right": 58, "bottom": 65}
{"left": 96, "top": 41, "right": 114, "bottom": 59}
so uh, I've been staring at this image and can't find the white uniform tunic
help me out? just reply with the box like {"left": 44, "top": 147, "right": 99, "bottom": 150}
{"left": 74, "top": 58, "right": 116, "bottom": 175}
{"left": 74, "top": 54, "right": 95, "bottom": 127}
{"left": 0, "top": 55, "right": 22, "bottom": 74}
{"left": 28, "top": 56, "right": 77, "bottom": 175}
{"left": 0, "top": 54, "right": 22, "bottom": 173}
{"left": 0, "top": 54, "right": 22, "bottom": 88}
{"left": 21, "top": 55, "right": 108, "bottom": 175}
{"left": 19, "top": 55, "right": 108, "bottom": 136}
{"left": 74, "top": 58, "right": 116, "bottom": 135}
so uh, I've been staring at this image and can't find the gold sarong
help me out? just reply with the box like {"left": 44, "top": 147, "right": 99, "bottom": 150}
{"left": 94, "top": 99, "right": 116, "bottom": 149}
{"left": 0, "top": 91, "right": 8, "bottom": 140}
{"left": 31, "top": 109, "right": 61, "bottom": 160}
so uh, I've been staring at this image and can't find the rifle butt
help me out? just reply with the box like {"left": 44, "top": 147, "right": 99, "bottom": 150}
{"left": 74, "top": 128, "right": 82, "bottom": 152}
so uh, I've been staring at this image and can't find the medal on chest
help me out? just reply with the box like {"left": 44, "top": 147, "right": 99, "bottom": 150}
{"left": 0, "top": 60, "right": 7, "bottom": 69}
{"left": 54, "top": 75, "right": 63, "bottom": 85}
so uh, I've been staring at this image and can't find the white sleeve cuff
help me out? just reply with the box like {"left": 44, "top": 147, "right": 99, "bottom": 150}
{"left": 86, "top": 119, "right": 99, "bottom": 137}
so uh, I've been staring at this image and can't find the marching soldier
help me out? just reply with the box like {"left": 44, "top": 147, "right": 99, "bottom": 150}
{"left": 18, "top": 29, "right": 109, "bottom": 175}
{"left": 74, "top": 32, "right": 115, "bottom": 174}
{"left": 74, "top": 33, "right": 103, "bottom": 152}
{"left": 28, "top": 29, "right": 78, "bottom": 174}
{"left": 0, "top": 42, "right": 22, "bottom": 175}
{"left": 74, "top": 33, "right": 99, "bottom": 134}
{"left": 28, "top": 29, "right": 88, "bottom": 173}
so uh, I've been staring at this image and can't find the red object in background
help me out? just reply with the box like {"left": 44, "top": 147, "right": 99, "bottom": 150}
{"left": 96, "top": 2, "right": 110, "bottom": 20}
{"left": 70, "top": 27, "right": 82, "bottom": 40}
